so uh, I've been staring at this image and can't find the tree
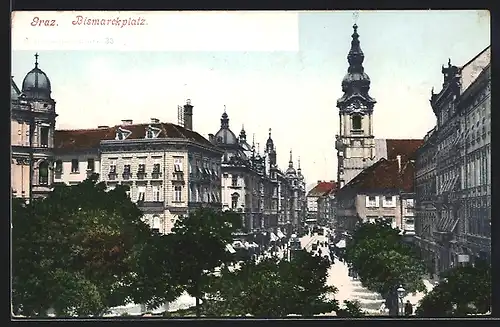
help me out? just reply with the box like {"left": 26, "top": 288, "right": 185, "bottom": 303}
{"left": 12, "top": 174, "right": 178, "bottom": 316}
{"left": 344, "top": 219, "right": 427, "bottom": 316}
{"left": 416, "top": 260, "right": 491, "bottom": 317}
{"left": 202, "top": 250, "right": 339, "bottom": 317}
{"left": 166, "top": 208, "right": 241, "bottom": 317}
{"left": 336, "top": 300, "right": 366, "bottom": 317}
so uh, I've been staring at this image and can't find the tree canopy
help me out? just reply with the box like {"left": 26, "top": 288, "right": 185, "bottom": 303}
{"left": 344, "top": 219, "right": 427, "bottom": 315}
{"left": 166, "top": 208, "right": 242, "bottom": 316}
{"left": 12, "top": 175, "right": 180, "bottom": 316}
{"left": 201, "top": 250, "right": 339, "bottom": 317}
{"left": 416, "top": 260, "right": 491, "bottom": 317}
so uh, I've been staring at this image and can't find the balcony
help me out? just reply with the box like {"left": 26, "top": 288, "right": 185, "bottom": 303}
{"left": 108, "top": 172, "right": 117, "bottom": 180}
{"left": 137, "top": 201, "right": 165, "bottom": 213}
{"left": 350, "top": 129, "right": 364, "bottom": 136}
{"left": 151, "top": 171, "right": 162, "bottom": 180}
{"left": 172, "top": 171, "right": 185, "bottom": 182}
{"left": 122, "top": 172, "right": 132, "bottom": 180}
{"left": 136, "top": 171, "right": 147, "bottom": 180}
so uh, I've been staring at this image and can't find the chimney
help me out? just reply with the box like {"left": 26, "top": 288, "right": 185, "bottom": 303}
{"left": 97, "top": 125, "right": 109, "bottom": 129}
{"left": 317, "top": 180, "right": 322, "bottom": 184}
{"left": 396, "top": 155, "right": 402, "bottom": 173}
{"left": 121, "top": 119, "right": 133, "bottom": 125}
{"left": 183, "top": 99, "right": 193, "bottom": 130}
{"left": 208, "top": 133, "right": 215, "bottom": 143}
{"left": 330, "top": 180, "right": 334, "bottom": 183}
{"left": 150, "top": 118, "right": 159, "bottom": 124}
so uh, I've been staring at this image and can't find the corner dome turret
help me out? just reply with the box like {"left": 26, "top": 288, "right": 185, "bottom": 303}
{"left": 22, "top": 53, "right": 52, "bottom": 100}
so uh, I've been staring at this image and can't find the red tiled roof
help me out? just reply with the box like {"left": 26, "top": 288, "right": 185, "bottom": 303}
{"left": 307, "top": 181, "right": 337, "bottom": 197}
{"left": 385, "top": 139, "right": 424, "bottom": 161}
{"left": 54, "top": 122, "right": 217, "bottom": 152}
{"left": 338, "top": 158, "right": 415, "bottom": 194}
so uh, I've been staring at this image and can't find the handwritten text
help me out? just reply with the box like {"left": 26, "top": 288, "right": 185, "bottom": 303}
{"left": 71, "top": 15, "right": 147, "bottom": 28}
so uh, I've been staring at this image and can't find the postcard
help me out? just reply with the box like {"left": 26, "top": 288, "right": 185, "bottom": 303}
{"left": 11, "top": 10, "right": 490, "bottom": 318}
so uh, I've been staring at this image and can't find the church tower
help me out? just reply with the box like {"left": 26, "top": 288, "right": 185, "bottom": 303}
{"left": 11, "top": 53, "right": 57, "bottom": 200}
{"left": 335, "top": 24, "right": 377, "bottom": 188}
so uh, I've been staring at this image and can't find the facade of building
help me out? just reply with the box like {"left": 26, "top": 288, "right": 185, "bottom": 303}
{"left": 210, "top": 108, "right": 306, "bottom": 235}
{"left": 11, "top": 54, "right": 57, "bottom": 200}
{"left": 306, "top": 181, "right": 336, "bottom": 225}
{"left": 335, "top": 157, "right": 417, "bottom": 234}
{"left": 334, "top": 25, "right": 423, "bottom": 189}
{"left": 317, "top": 184, "right": 337, "bottom": 227}
{"left": 459, "top": 59, "right": 491, "bottom": 263}
{"left": 55, "top": 102, "right": 223, "bottom": 234}
{"left": 413, "top": 127, "right": 438, "bottom": 272}
{"left": 414, "top": 46, "right": 491, "bottom": 274}
{"left": 53, "top": 128, "right": 102, "bottom": 185}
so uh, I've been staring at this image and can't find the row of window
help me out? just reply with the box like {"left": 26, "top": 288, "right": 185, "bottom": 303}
{"left": 110, "top": 184, "right": 184, "bottom": 203}
{"left": 189, "top": 185, "right": 221, "bottom": 203}
{"left": 466, "top": 207, "right": 490, "bottom": 238}
{"left": 115, "top": 126, "right": 161, "bottom": 141}
{"left": 365, "top": 196, "right": 399, "bottom": 208}
{"left": 55, "top": 158, "right": 95, "bottom": 174}
{"left": 16, "top": 125, "right": 50, "bottom": 147}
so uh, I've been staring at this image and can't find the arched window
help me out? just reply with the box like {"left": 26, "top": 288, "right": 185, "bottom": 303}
{"left": 231, "top": 193, "right": 239, "bottom": 209}
{"left": 39, "top": 161, "right": 49, "bottom": 186}
{"left": 352, "top": 115, "right": 362, "bottom": 130}
{"left": 152, "top": 215, "right": 161, "bottom": 231}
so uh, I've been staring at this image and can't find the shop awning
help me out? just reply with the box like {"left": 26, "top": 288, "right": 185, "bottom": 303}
{"left": 225, "top": 243, "right": 236, "bottom": 254}
{"left": 277, "top": 229, "right": 285, "bottom": 239}
{"left": 270, "top": 232, "right": 279, "bottom": 242}
{"left": 335, "top": 240, "right": 346, "bottom": 248}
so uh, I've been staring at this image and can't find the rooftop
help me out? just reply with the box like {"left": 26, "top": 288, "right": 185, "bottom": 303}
{"left": 307, "top": 181, "right": 337, "bottom": 197}
{"left": 385, "top": 139, "right": 424, "bottom": 161}
{"left": 338, "top": 158, "right": 415, "bottom": 195}
{"left": 54, "top": 122, "right": 217, "bottom": 152}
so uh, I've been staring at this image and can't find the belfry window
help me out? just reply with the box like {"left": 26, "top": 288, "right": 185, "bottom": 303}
{"left": 40, "top": 127, "right": 49, "bottom": 147}
{"left": 352, "top": 115, "right": 362, "bottom": 130}
{"left": 39, "top": 161, "right": 49, "bottom": 185}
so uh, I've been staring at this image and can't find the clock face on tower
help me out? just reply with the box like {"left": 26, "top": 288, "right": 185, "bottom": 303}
{"left": 347, "top": 99, "right": 366, "bottom": 114}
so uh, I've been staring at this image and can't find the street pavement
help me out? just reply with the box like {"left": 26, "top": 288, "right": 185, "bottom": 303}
{"left": 299, "top": 231, "right": 436, "bottom": 316}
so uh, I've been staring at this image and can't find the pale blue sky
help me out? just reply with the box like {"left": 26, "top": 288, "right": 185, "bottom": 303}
{"left": 11, "top": 10, "right": 490, "bottom": 188}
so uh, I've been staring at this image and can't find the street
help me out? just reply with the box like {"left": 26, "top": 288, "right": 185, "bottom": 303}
{"left": 298, "top": 230, "right": 436, "bottom": 315}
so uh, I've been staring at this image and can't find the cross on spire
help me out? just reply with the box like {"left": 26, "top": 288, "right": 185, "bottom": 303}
{"left": 353, "top": 11, "right": 359, "bottom": 25}
{"left": 34, "top": 53, "right": 39, "bottom": 67}
{"left": 269, "top": 128, "right": 272, "bottom": 137}
{"left": 223, "top": 105, "right": 226, "bottom": 113}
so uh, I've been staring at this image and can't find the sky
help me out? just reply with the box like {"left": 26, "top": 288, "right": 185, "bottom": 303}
{"left": 11, "top": 10, "right": 490, "bottom": 190}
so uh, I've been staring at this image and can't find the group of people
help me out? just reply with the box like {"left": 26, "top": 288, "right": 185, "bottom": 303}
{"left": 379, "top": 299, "right": 414, "bottom": 316}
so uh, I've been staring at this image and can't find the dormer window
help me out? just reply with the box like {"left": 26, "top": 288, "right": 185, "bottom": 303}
{"left": 145, "top": 125, "right": 160, "bottom": 139}
{"left": 116, "top": 127, "right": 131, "bottom": 141}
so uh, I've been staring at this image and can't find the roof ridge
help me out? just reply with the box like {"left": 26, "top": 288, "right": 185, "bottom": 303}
{"left": 460, "top": 45, "right": 490, "bottom": 70}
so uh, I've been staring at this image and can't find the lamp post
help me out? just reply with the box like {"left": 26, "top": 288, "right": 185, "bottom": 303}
{"left": 397, "top": 285, "right": 406, "bottom": 316}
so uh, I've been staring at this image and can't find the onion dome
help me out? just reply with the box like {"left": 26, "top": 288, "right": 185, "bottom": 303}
{"left": 22, "top": 53, "right": 52, "bottom": 100}
{"left": 337, "top": 24, "right": 376, "bottom": 108}
{"left": 214, "top": 106, "right": 238, "bottom": 145}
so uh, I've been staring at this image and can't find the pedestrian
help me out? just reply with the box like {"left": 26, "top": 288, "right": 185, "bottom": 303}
{"left": 404, "top": 300, "right": 413, "bottom": 316}
{"left": 379, "top": 302, "right": 387, "bottom": 315}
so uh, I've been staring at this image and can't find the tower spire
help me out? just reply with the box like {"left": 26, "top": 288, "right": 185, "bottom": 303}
{"left": 289, "top": 149, "right": 293, "bottom": 167}
{"left": 34, "top": 53, "right": 39, "bottom": 68}
{"left": 347, "top": 23, "right": 364, "bottom": 74}
{"left": 220, "top": 106, "right": 229, "bottom": 129}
